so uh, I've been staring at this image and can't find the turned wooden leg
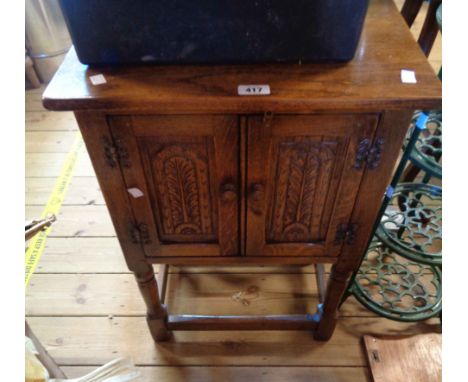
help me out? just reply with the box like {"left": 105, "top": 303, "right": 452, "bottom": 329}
{"left": 314, "top": 265, "right": 351, "bottom": 341}
{"left": 134, "top": 264, "right": 171, "bottom": 342}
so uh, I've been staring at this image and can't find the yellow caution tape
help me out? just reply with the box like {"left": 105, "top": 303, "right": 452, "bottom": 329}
{"left": 25, "top": 132, "right": 84, "bottom": 286}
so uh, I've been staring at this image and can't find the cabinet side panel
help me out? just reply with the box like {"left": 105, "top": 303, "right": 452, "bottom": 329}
{"left": 316, "top": 110, "right": 414, "bottom": 340}
{"left": 336, "top": 110, "right": 415, "bottom": 274}
{"left": 107, "top": 116, "right": 162, "bottom": 256}
{"left": 73, "top": 112, "right": 147, "bottom": 273}
{"left": 323, "top": 114, "right": 379, "bottom": 257}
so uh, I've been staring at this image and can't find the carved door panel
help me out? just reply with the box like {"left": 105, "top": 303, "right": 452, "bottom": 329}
{"left": 246, "top": 114, "right": 379, "bottom": 257}
{"left": 108, "top": 115, "right": 239, "bottom": 257}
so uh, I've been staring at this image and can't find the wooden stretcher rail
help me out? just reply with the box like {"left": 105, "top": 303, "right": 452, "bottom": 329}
{"left": 147, "top": 256, "right": 338, "bottom": 266}
{"left": 167, "top": 314, "right": 319, "bottom": 331}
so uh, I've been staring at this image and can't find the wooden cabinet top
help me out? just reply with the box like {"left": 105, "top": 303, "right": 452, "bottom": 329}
{"left": 43, "top": 0, "right": 441, "bottom": 114}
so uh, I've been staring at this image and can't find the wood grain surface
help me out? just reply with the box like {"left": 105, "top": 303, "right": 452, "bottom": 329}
{"left": 364, "top": 334, "right": 442, "bottom": 382}
{"left": 43, "top": 0, "right": 440, "bottom": 113}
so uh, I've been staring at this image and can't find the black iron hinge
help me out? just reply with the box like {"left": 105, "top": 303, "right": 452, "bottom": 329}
{"left": 354, "top": 138, "right": 385, "bottom": 170}
{"left": 130, "top": 222, "right": 151, "bottom": 245}
{"left": 334, "top": 223, "right": 359, "bottom": 245}
{"left": 101, "top": 136, "right": 131, "bottom": 168}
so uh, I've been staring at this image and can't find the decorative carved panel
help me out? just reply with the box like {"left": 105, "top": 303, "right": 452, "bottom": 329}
{"left": 267, "top": 138, "right": 339, "bottom": 243}
{"left": 143, "top": 139, "right": 217, "bottom": 243}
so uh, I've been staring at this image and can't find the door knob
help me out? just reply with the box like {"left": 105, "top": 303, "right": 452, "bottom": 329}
{"left": 220, "top": 182, "right": 237, "bottom": 202}
{"left": 251, "top": 183, "right": 264, "bottom": 201}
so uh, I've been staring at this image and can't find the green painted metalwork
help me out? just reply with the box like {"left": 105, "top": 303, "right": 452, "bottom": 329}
{"left": 404, "top": 110, "right": 442, "bottom": 179}
{"left": 351, "top": 241, "right": 442, "bottom": 321}
{"left": 377, "top": 183, "right": 441, "bottom": 266}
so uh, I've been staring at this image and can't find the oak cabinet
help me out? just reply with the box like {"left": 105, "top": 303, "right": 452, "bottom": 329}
{"left": 42, "top": 0, "right": 441, "bottom": 342}
{"left": 107, "top": 113, "right": 380, "bottom": 261}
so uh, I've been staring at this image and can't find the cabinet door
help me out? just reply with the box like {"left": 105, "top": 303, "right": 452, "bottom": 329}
{"left": 246, "top": 114, "right": 379, "bottom": 257}
{"left": 108, "top": 115, "right": 239, "bottom": 257}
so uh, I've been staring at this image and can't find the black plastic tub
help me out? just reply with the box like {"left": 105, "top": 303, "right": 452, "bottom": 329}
{"left": 59, "top": 0, "right": 370, "bottom": 65}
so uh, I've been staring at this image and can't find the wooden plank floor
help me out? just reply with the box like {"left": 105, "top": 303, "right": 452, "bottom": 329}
{"left": 25, "top": 2, "right": 441, "bottom": 380}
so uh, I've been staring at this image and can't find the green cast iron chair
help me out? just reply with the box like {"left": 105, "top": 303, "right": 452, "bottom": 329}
{"left": 379, "top": 182, "right": 441, "bottom": 267}
{"left": 349, "top": 241, "right": 442, "bottom": 321}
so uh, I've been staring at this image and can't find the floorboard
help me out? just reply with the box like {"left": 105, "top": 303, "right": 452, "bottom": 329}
{"left": 61, "top": 366, "right": 371, "bottom": 382}
{"left": 26, "top": 152, "right": 94, "bottom": 178}
{"left": 26, "top": 316, "right": 440, "bottom": 367}
{"left": 26, "top": 131, "right": 78, "bottom": 153}
{"left": 26, "top": 111, "right": 78, "bottom": 132}
{"left": 26, "top": 177, "right": 105, "bottom": 206}
{"left": 26, "top": 272, "right": 383, "bottom": 317}
{"left": 33, "top": 238, "right": 127, "bottom": 273}
{"left": 26, "top": 205, "right": 116, "bottom": 237}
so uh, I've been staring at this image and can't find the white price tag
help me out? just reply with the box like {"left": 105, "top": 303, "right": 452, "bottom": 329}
{"left": 127, "top": 187, "right": 144, "bottom": 199}
{"left": 400, "top": 70, "right": 417, "bottom": 84}
{"left": 238, "top": 84, "right": 271, "bottom": 96}
{"left": 89, "top": 74, "right": 107, "bottom": 86}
